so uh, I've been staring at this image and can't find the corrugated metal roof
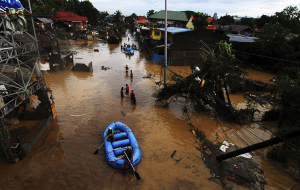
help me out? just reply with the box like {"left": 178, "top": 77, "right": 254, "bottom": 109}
{"left": 227, "top": 34, "right": 258, "bottom": 42}
{"left": 37, "top": 18, "right": 53, "bottom": 24}
{"left": 157, "top": 27, "right": 192, "bottom": 34}
{"left": 221, "top": 25, "right": 254, "bottom": 32}
{"left": 148, "top": 10, "right": 188, "bottom": 22}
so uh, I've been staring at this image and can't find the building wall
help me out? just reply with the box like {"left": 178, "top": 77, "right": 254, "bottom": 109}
{"left": 169, "top": 30, "right": 229, "bottom": 66}
{"left": 150, "top": 29, "right": 161, "bottom": 40}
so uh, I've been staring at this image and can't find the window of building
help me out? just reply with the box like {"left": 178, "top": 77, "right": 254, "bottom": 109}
{"left": 154, "top": 31, "right": 160, "bottom": 36}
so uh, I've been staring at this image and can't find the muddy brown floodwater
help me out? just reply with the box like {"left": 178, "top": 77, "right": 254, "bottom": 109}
{"left": 0, "top": 32, "right": 298, "bottom": 190}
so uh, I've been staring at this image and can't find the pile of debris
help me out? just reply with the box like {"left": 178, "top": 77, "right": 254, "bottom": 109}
{"left": 189, "top": 121, "right": 266, "bottom": 189}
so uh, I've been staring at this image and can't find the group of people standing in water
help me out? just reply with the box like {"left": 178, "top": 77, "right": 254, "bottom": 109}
{"left": 120, "top": 65, "right": 136, "bottom": 104}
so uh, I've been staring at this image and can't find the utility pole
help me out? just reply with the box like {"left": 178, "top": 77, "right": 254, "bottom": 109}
{"left": 164, "top": 0, "right": 167, "bottom": 86}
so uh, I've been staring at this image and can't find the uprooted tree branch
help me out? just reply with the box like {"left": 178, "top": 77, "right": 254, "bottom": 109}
{"left": 153, "top": 40, "right": 248, "bottom": 124}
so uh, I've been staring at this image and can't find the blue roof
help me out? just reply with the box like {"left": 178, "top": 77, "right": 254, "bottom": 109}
{"left": 157, "top": 27, "right": 193, "bottom": 34}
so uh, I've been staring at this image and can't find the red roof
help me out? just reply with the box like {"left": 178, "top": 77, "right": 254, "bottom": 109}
{"left": 206, "top": 17, "right": 216, "bottom": 31}
{"left": 207, "top": 17, "right": 214, "bottom": 23}
{"left": 136, "top": 16, "right": 150, "bottom": 24}
{"left": 56, "top": 11, "right": 87, "bottom": 22}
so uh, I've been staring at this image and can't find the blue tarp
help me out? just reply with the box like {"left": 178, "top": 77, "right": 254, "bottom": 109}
{"left": 150, "top": 53, "right": 171, "bottom": 65}
{"left": 0, "top": 0, "right": 23, "bottom": 10}
{"left": 151, "top": 53, "right": 164, "bottom": 61}
{"left": 157, "top": 27, "right": 193, "bottom": 34}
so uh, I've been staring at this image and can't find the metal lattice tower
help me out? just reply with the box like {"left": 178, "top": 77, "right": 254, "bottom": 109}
{"left": 0, "top": 0, "right": 46, "bottom": 162}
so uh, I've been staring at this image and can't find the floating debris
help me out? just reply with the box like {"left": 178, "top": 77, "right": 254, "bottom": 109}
{"left": 175, "top": 158, "right": 182, "bottom": 165}
{"left": 121, "top": 110, "right": 126, "bottom": 116}
{"left": 101, "top": 66, "right": 111, "bottom": 71}
{"left": 171, "top": 150, "right": 177, "bottom": 158}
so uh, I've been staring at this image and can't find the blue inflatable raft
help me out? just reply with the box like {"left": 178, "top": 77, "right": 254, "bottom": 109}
{"left": 125, "top": 48, "right": 134, "bottom": 55}
{"left": 102, "top": 121, "right": 142, "bottom": 169}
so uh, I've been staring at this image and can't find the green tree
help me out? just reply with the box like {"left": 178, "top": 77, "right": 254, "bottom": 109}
{"left": 255, "top": 15, "right": 272, "bottom": 28}
{"left": 77, "top": 0, "right": 100, "bottom": 26}
{"left": 240, "top": 18, "right": 256, "bottom": 28}
{"left": 113, "top": 10, "right": 123, "bottom": 24}
{"left": 153, "top": 40, "right": 247, "bottom": 123}
{"left": 274, "top": 6, "right": 300, "bottom": 33}
{"left": 275, "top": 67, "right": 300, "bottom": 128}
{"left": 192, "top": 12, "right": 209, "bottom": 30}
{"left": 130, "top": 13, "right": 138, "bottom": 21}
{"left": 255, "top": 22, "right": 291, "bottom": 56}
{"left": 218, "top": 14, "right": 234, "bottom": 25}
{"left": 99, "top": 11, "right": 109, "bottom": 21}
{"left": 279, "top": 6, "right": 300, "bottom": 19}
{"left": 147, "top": 10, "right": 156, "bottom": 18}
{"left": 127, "top": 13, "right": 138, "bottom": 30}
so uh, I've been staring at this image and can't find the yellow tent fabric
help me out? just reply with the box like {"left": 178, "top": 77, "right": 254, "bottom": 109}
{"left": 186, "top": 16, "right": 194, "bottom": 30}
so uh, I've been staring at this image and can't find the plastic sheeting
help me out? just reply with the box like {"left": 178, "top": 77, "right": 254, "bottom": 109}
{"left": 237, "top": 153, "right": 252, "bottom": 159}
{"left": 0, "top": 0, "right": 23, "bottom": 10}
{"left": 219, "top": 141, "right": 234, "bottom": 152}
{"left": 219, "top": 141, "right": 253, "bottom": 159}
{"left": 0, "top": 0, "right": 26, "bottom": 32}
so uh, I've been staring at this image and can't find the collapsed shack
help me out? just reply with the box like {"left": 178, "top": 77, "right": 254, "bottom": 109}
{"left": 190, "top": 124, "right": 266, "bottom": 189}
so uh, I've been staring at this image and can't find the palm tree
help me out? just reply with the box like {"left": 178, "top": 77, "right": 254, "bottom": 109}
{"left": 113, "top": 10, "right": 123, "bottom": 24}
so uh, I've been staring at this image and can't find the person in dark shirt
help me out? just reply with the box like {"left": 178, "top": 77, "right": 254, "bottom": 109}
{"left": 130, "top": 90, "right": 135, "bottom": 101}
{"left": 125, "top": 65, "right": 129, "bottom": 72}
{"left": 130, "top": 90, "right": 136, "bottom": 104}
{"left": 123, "top": 146, "right": 133, "bottom": 176}
{"left": 120, "top": 87, "right": 124, "bottom": 98}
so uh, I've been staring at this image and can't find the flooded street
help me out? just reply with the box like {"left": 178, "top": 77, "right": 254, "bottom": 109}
{"left": 0, "top": 33, "right": 298, "bottom": 189}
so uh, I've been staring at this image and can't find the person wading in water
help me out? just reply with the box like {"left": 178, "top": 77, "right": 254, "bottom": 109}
{"left": 125, "top": 84, "right": 129, "bottom": 94}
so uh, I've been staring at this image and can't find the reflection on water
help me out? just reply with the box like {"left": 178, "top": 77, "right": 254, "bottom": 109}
{"left": 0, "top": 33, "right": 297, "bottom": 190}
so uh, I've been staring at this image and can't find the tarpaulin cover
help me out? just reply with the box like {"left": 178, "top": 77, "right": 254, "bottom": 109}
{"left": 157, "top": 27, "right": 193, "bottom": 34}
{"left": 0, "top": 0, "right": 23, "bottom": 10}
